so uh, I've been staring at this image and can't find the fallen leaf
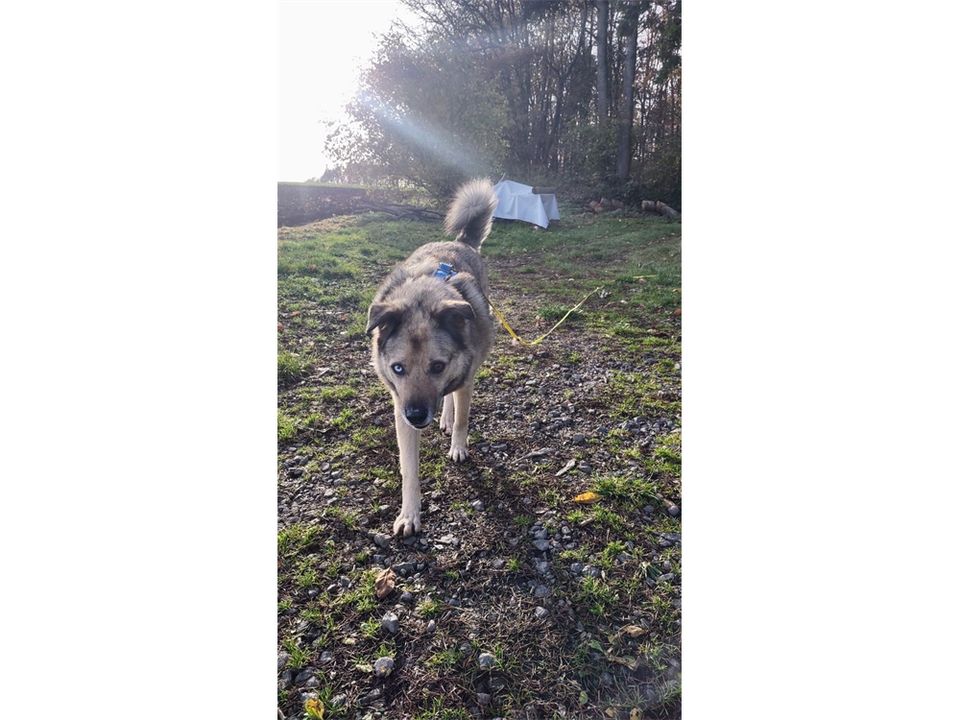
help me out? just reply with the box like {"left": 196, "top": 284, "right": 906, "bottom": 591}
{"left": 605, "top": 652, "right": 641, "bottom": 671}
{"left": 374, "top": 568, "right": 397, "bottom": 599}
{"left": 604, "top": 709, "right": 617, "bottom": 718}
{"left": 304, "top": 698, "right": 324, "bottom": 719}
{"left": 573, "top": 491, "right": 601, "bottom": 505}
{"left": 630, "top": 709, "right": 642, "bottom": 720}
{"left": 619, "top": 624, "right": 647, "bottom": 638}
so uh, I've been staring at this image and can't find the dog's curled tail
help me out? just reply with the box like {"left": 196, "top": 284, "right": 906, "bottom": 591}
{"left": 444, "top": 178, "right": 497, "bottom": 250}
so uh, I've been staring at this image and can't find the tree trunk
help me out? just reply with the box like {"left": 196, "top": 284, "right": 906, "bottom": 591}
{"left": 616, "top": 1, "right": 641, "bottom": 180}
{"left": 595, "top": 0, "right": 610, "bottom": 125}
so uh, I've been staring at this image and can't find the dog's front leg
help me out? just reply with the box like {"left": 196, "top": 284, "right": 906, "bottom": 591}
{"left": 439, "top": 394, "right": 454, "bottom": 434}
{"left": 448, "top": 378, "right": 474, "bottom": 463}
{"left": 392, "top": 400, "right": 421, "bottom": 536}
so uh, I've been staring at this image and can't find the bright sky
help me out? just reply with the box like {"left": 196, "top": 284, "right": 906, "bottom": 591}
{"left": 278, "top": 0, "right": 415, "bottom": 181}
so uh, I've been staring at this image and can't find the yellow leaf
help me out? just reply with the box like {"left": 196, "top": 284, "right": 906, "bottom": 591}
{"left": 630, "top": 709, "right": 642, "bottom": 720}
{"left": 573, "top": 491, "right": 600, "bottom": 504}
{"left": 620, "top": 624, "right": 647, "bottom": 638}
{"left": 304, "top": 698, "right": 325, "bottom": 720}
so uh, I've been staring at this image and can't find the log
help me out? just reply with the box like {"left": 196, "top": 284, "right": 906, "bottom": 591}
{"left": 641, "top": 200, "right": 680, "bottom": 220}
{"left": 356, "top": 202, "right": 443, "bottom": 221}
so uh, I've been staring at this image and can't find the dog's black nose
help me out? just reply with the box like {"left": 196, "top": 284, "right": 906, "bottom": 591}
{"left": 404, "top": 406, "right": 429, "bottom": 427}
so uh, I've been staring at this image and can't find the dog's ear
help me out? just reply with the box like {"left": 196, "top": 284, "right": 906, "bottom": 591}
{"left": 437, "top": 300, "right": 475, "bottom": 342}
{"left": 365, "top": 302, "right": 403, "bottom": 336}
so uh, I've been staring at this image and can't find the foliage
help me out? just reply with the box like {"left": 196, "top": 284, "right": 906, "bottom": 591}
{"left": 325, "top": 0, "right": 681, "bottom": 206}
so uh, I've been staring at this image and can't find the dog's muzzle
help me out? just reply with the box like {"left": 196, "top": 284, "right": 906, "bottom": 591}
{"left": 404, "top": 405, "right": 431, "bottom": 429}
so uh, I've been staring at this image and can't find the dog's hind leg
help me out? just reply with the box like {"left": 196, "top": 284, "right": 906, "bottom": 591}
{"left": 447, "top": 378, "right": 474, "bottom": 463}
{"left": 439, "top": 394, "right": 454, "bottom": 434}
{"left": 392, "top": 400, "right": 422, "bottom": 536}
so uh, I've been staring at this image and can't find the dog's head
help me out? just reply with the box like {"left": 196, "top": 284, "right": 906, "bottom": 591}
{"left": 366, "top": 279, "right": 476, "bottom": 429}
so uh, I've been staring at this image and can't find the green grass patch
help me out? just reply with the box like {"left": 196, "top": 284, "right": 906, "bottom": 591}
{"left": 278, "top": 412, "right": 297, "bottom": 443}
{"left": 278, "top": 351, "right": 308, "bottom": 383}
{"left": 576, "top": 576, "right": 619, "bottom": 616}
{"left": 417, "top": 597, "right": 441, "bottom": 618}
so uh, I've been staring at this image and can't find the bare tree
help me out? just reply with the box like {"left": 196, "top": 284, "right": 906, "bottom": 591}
{"left": 616, "top": 0, "right": 641, "bottom": 180}
{"left": 595, "top": 0, "right": 610, "bottom": 125}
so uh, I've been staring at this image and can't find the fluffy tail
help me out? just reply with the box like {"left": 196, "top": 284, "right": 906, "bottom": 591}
{"left": 444, "top": 178, "right": 497, "bottom": 250}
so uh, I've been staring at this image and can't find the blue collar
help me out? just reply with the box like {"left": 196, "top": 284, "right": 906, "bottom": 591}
{"left": 433, "top": 262, "right": 457, "bottom": 281}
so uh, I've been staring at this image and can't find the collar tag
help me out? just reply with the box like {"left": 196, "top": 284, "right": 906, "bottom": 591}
{"left": 433, "top": 262, "right": 457, "bottom": 281}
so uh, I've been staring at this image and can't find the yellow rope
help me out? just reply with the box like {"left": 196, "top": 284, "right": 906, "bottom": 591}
{"left": 485, "top": 286, "right": 602, "bottom": 347}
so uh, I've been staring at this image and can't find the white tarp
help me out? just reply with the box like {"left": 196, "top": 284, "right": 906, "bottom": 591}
{"left": 492, "top": 179, "right": 560, "bottom": 229}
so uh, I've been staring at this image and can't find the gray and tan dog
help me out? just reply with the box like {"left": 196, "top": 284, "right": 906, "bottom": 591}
{"left": 366, "top": 179, "right": 497, "bottom": 536}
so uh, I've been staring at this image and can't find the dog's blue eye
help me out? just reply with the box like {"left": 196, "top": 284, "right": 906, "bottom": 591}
{"left": 429, "top": 361, "right": 446, "bottom": 375}
{"left": 391, "top": 363, "right": 405, "bottom": 375}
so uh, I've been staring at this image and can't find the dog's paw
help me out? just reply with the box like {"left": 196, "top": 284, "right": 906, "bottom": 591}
{"left": 448, "top": 443, "right": 469, "bottom": 463}
{"left": 439, "top": 407, "right": 454, "bottom": 434}
{"left": 392, "top": 509, "right": 421, "bottom": 537}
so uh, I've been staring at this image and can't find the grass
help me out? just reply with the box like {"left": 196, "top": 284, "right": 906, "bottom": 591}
{"left": 593, "top": 475, "right": 660, "bottom": 506}
{"left": 414, "top": 698, "right": 471, "bottom": 720}
{"left": 278, "top": 523, "right": 323, "bottom": 558}
{"left": 417, "top": 597, "right": 442, "bottom": 618}
{"left": 277, "top": 210, "right": 681, "bottom": 719}
{"left": 282, "top": 637, "right": 310, "bottom": 670}
{"left": 278, "top": 412, "right": 297, "bottom": 443}
{"left": 577, "top": 576, "right": 620, "bottom": 616}
{"left": 278, "top": 351, "right": 308, "bottom": 383}
{"left": 425, "top": 646, "right": 461, "bottom": 670}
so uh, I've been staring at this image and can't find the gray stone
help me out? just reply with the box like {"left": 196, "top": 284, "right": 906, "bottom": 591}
{"left": 373, "top": 533, "right": 391, "bottom": 549}
{"left": 426, "top": 619, "right": 437, "bottom": 633}
{"left": 667, "top": 504, "right": 680, "bottom": 517}
{"left": 381, "top": 611, "right": 399, "bottom": 634}
{"left": 570, "top": 562, "right": 584, "bottom": 574}
{"left": 477, "top": 693, "right": 492, "bottom": 706}
{"left": 438, "top": 533, "right": 459, "bottom": 546}
{"left": 277, "top": 651, "right": 290, "bottom": 671}
{"left": 373, "top": 656, "right": 395, "bottom": 678}
{"left": 583, "top": 565, "right": 600, "bottom": 578}
{"left": 400, "top": 591, "right": 414, "bottom": 604}
{"left": 471, "top": 500, "right": 484, "bottom": 511}
{"left": 393, "top": 561, "right": 417, "bottom": 576}
{"left": 478, "top": 652, "right": 496, "bottom": 669}
{"left": 534, "top": 606, "right": 549, "bottom": 619}
{"left": 532, "top": 528, "right": 549, "bottom": 540}
{"left": 535, "top": 560, "right": 551, "bottom": 575}
{"left": 532, "top": 539, "right": 551, "bottom": 552}
{"left": 533, "top": 584, "right": 551, "bottom": 598}
{"left": 303, "top": 676, "right": 320, "bottom": 689}
{"left": 491, "top": 558, "right": 505, "bottom": 569}
{"left": 319, "top": 650, "right": 334, "bottom": 665}
{"left": 361, "top": 688, "right": 382, "bottom": 705}
{"left": 278, "top": 669, "right": 294, "bottom": 688}
{"left": 294, "top": 668, "right": 314, "bottom": 685}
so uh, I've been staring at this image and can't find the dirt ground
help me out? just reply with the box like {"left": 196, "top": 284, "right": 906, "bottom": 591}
{"left": 277, "top": 212, "right": 681, "bottom": 719}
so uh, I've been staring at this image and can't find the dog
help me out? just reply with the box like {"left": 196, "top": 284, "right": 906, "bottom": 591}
{"left": 366, "top": 179, "right": 498, "bottom": 537}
